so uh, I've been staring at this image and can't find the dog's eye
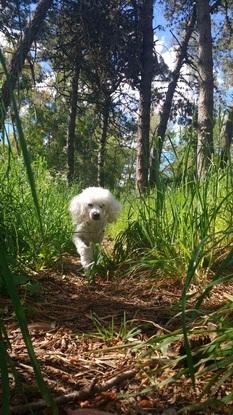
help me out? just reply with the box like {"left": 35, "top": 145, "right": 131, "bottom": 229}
{"left": 99, "top": 204, "right": 105, "bottom": 209}
{"left": 88, "top": 203, "right": 93, "bottom": 208}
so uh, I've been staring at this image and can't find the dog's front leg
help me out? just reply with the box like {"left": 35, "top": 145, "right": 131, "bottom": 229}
{"left": 73, "top": 235, "right": 94, "bottom": 269}
{"left": 79, "top": 243, "right": 94, "bottom": 269}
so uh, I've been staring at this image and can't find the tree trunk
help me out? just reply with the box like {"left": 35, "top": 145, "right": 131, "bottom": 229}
{"left": 67, "top": 61, "right": 80, "bottom": 185}
{"left": 149, "top": 6, "right": 196, "bottom": 186}
{"left": 136, "top": 0, "right": 154, "bottom": 193}
{"left": 97, "top": 99, "right": 110, "bottom": 187}
{"left": 220, "top": 105, "right": 233, "bottom": 167}
{"left": 196, "top": 0, "right": 214, "bottom": 178}
{"left": 0, "top": 0, "right": 53, "bottom": 131}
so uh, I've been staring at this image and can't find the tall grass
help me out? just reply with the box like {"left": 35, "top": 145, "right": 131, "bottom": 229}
{"left": 0, "top": 154, "right": 75, "bottom": 270}
{"left": 0, "top": 48, "right": 61, "bottom": 413}
{"left": 113, "top": 164, "right": 233, "bottom": 277}
{"left": 111, "top": 157, "right": 233, "bottom": 408}
{"left": 0, "top": 159, "right": 62, "bottom": 412}
{"left": 0, "top": 138, "right": 77, "bottom": 415}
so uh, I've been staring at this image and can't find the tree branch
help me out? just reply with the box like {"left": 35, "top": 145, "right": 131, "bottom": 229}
{"left": 0, "top": 0, "right": 53, "bottom": 130}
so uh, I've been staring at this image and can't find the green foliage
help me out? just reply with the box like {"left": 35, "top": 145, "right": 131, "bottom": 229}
{"left": 91, "top": 312, "right": 141, "bottom": 342}
{"left": 113, "top": 165, "right": 233, "bottom": 277}
{"left": 0, "top": 154, "right": 75, "bottom": 270}
{"left": 21, "top": 88, "right": 68, "bottom": 173}
{"left": 105, "top": 161, "right": 233, "bottom": 406}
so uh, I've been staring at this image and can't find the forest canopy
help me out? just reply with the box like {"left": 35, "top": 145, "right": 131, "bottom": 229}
{"left": 0, "top": 0, "right": 232, "bottom": 190}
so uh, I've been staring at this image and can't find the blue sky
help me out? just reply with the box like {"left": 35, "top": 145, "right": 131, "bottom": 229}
{"left": 153, "top": 2, "right": 173, "bottom": 46}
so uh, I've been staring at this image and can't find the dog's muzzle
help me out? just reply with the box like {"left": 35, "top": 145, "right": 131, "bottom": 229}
{"left": 91, "top": 212, "right": 100, "bottom": 220}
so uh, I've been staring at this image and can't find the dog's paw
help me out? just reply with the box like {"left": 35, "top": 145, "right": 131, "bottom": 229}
{"left": 83, "top": 262, "right": 97, "bottom": 283}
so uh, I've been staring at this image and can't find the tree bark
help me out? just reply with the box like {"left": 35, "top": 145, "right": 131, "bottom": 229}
{"left": 149, "top": 6, "right": 196, "bottom": 186}
{"left": 97, "top": 98, "right": 110, "bottom": 187}
{"left": 0, "top": 0, "right": 53, "bottom": 131}
{"left": 196, "top": 0, "right": 214, "bottom": 178}
{"left": 67, "top": 61, "right": 80, "bottom": 185}
{"left": 136, "top": 0, "right": 154, "bottom": 193}
{"left": 220, "top": 105, "right": 233, "bottom": 167}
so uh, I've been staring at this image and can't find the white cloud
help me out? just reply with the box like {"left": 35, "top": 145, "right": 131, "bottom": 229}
{"left": 155, "top": 36, "right": 177, "bottom": 71}
{"left": 0, "top": 32, "right": 8, "bottom": 49}
{"left": 154, "top": 34, "right": 197, "bottom": 110}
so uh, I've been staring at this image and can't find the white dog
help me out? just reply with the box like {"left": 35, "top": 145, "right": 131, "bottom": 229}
{"left": 69, "top": 187, "right": 121, "bottom": 269}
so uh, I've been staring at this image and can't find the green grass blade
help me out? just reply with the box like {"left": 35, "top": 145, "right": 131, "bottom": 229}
{"left": 0, "top": 249, "right": 58, "bottom": 414}
{"left": 0, "top": 48, "right": 43, "bottom": 233}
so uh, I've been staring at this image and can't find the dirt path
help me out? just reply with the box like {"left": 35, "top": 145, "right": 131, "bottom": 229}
{"left": 2, "top": 255, "right": 233, "bottom": 414}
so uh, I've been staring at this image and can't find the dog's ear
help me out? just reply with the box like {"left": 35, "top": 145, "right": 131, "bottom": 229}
{"left": 106, "top": 197, "right": 121, "bottom": 223}
{"left": 69, "top": 195, "right": 86, "bottom": 224}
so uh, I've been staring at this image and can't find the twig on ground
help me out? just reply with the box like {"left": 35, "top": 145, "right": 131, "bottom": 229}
{"left": 9, "top": 369, "right": 137, "bottom": 414}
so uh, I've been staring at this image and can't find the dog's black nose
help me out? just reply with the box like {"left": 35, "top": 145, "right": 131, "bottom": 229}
{"left": 92, "top": 212, "right": 100, "bottom": 220}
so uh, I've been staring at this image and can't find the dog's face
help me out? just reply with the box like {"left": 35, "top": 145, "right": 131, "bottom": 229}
{"left": 86, "top": 201, "right": 106, "bottom": 221}
{"left": 69, "top": 187, "right": 121, "bottom": 226}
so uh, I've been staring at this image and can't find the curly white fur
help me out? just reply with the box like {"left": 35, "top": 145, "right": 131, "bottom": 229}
{"left": 69, "top": 187, "right": 121, "bottom": 269}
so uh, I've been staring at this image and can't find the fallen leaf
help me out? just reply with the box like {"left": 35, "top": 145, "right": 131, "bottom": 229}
{"left": 139, "top": 398, "right": 154, "bottom": 408}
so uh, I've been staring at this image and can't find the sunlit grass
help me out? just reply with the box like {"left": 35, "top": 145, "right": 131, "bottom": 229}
{"left": 90, "top": 312, "right": 142, "bottom": 342}
{"left": 112, "top": 166, "right": 233, "bottom": 279}
{"left": 0, "top": 154, "right": 77, "bottom": 270}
